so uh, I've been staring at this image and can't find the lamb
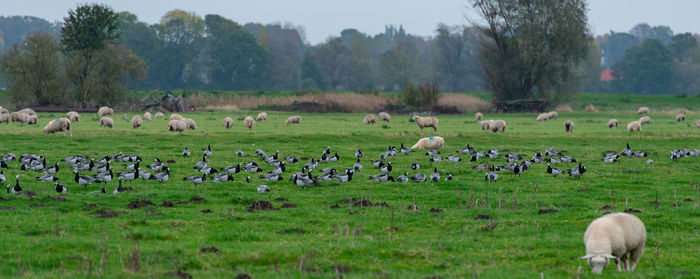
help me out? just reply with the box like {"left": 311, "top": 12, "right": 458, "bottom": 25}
{"left": 155, "top": 112, "right": 164, "bottom": 119}
{"left": 627, "top": 121, "right": 642, "bottom": 132}
{"left": 97, "top": 106, "right": 114, "bottom": 116}
{"left": 411, "top": 136, "right": 445, "bottom": 150}
{"left": 639, "top": 116, "right": 651, "bottom": 125}
{"left": 131, "top": 115, "right": 143, "bottom": 129}
{"left": 286, "top": 115, "right": 302, "bottom": 124}
{"left": 676, "top": 113, "right": 685, "bottom": 122}
{"left": 11, "top": 111, "right": 29, "bottom": 123}
{"left": 170, "top": 113, "right": 184, "bottom": 121}
{"left": 224, "top": 117, "right": 233, "bottom": 129}
{"left": 256, "top": 112, "right": 267, "bottom": 121}
{"left": 184, "top": 118, "right": 197, "bottom": 130}
{"left": 0, "top": 113, "right": 9, "bottom": 123}
{"left": 244, "top": 116, "right": 255, "bottom": 130}
{"left": 412, "top": 115, "right": 438, "bottom": 132}
{"left": 168, "top": 119, "right": 186, "bottom": 132}
{"left": 547, "top": 111, "right": 558, "bottom": 120}
{"left": 66, "top": 111, "right": 80, "bottom": 122}
{"left": 536, "top": 113, "right": 548, "bottom": 122}
{"left": 43, "top": 118, "right": 72, "bottom": 136}
{"left": 475, "top": 112, "right": 483, "bottom": 122}
{"left": 379, "top": 112, "right": 391, "bottom": 122}
{"left": 18, "top": 108, "right": 36, "bottom": 115}
{"left": 636, "top": 107, "right": 649, "bottom": 114}
{"left": 99, "top": 117, "right": 114, "bottom": 128}
{"left": 0, "top": 106, "right": 8, "bottom": 114}
{"left": 582, "top": 212, "right": 646, "bottom": 274}
{"left": 363, "top": 114, "right": 377, "bottom": 125}
{"left": 564, "top": 120, "right": 574, "bottom": 133}
{"left": 26, "top": 115, "right": 37, "bottom": 125}
{"left": 489, "top": 120, "right": 506, "bottom": 133}
{"left": 144, "top": 112, "right": 152, "bottom": 121}
{"left": 607, "top": 119, "right": 618, "bottom": 128}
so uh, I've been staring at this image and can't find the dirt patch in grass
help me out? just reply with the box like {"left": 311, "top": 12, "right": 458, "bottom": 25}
{"left": 92, "top": 208, "right": 118, "bottom": 218}
{"left": 406, "top": 205, "right": 419, "bottom": 211}
{"left": 0, "top": 197, "right": 9, "bottom": 201}
{"left": 274, "top": 197, "right": 288, "bottom": 202}
{"left": 353, "top": 199, "right": 372, "bottom": 207}
{"left": 248, "top": 200, "right": 278, "bottom": 212}
{"left": 29, "top": 203, "right": 47, "bottom": 207}
{"left": 429, "top": 208, "right": 443, "bottom": 213}
{"left": 20, "top": 191, "right": 37, "bottom": 198}
{"left": 330, "top": 204, "right": 340, "bottom": 209}
{"left": 375, "top": 202, "right": 390, "bottom": 208}
{"left": 334, "top": 265, "right": 350, "bottom": 273}
{"left": 1, "top": 206, "right": 14, "bottom": 210}
{"left": 648, "top": 201, "right": 660, "bottom": 207}
{"left": 234, "top": 274, "right": 252, "bottom": 279}
{"left": 201, "top": 209, "right": 212, "bottom": 214}
{"left": 599, "top": 205, "right": 615, "bottom": 211}
{"left": 166, "top": 160, "right": 176, "bottom": 164}
{"left": 189, "top": 196, "right": 207, "bottom": 203}
{"left": 82, "top": 203, "right": 103, "bottom": 211}
{"left": 683, "top": 198, "right": 693, "bottom": 202}
{"left": 538, "top": 209, "right": 558, "bottom": 214}
{"left": 624, "top": 208, "right": 642, "bottom": 213}
{"left": 46, "top": 196, "right": 67, "bottom": 202}
{"left": 281, "top": 203, "right": 297, "bottom": 208}
{"left": 200, "top": 246, "right": 220, "bottom": 253}
{"left": 165, "top": 270, "right": 192, "bottom": 279}
{"left": 128, "top": 200, "right": 155, "bottom": 209}
{"left": 475, "top": 214, "right": 492, "bottom": 220}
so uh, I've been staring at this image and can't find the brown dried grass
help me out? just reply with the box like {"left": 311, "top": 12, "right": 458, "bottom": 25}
{"left": 584, "top": 104, "right": 597, "bottom": 112}
{"left": 437, "top": 94, "right": 493, "bottom": 113}
{"left": 554, "top": 104, "right": 573, "bottom": 112}
{"left": 189, "top": 93, "right": 393, "bottom": 113}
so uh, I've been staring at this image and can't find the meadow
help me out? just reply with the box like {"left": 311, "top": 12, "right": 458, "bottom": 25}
{"left": 1, "top": 109, "right": 700, "bottom": 278}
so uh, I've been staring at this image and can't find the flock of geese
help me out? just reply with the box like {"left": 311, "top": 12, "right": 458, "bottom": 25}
{"left": 2, "top": 140, "right": 693, "bottom": 196}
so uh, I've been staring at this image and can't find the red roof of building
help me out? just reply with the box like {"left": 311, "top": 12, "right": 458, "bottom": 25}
{"left": 600, "top": 69, "right": 614, "bottom": 81}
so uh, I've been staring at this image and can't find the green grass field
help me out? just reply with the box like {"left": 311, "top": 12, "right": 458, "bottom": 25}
{"left": 1, "top": 111, "right": 700, "bottom": 278}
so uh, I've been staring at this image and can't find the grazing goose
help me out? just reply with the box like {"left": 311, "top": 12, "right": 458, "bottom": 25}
{"left": 244, "top": 164, "right": 263, "bottom": 173}
{"left": 379, "top": 162, "right": 392, "bottom": 173}
{"left": 344, "top": 168, "right": 355, "bottom": 175}
{"left": 88, "top": 187, "right": 107, "bottom": 194}
{"left": 304, "top": 158, "right": 318, "bottom": 172}
{"left": 63, "top": 155, "right": 85, "bottom": 164}
{"left": 326, "top": 153, "right": 339, "bottom": 162}
{"left": 73, "top": 159, "right": 94, "bottom": 171}
{"left": 630, "top": 151, "right": 647, "bottom": 158}
{"left": 457, "top": 144, "right": 477, "bottom": 154}
{"left": 260, "top": 173, "right": 283, "bottom": 182}
{"left": 285, "top": 156, "right": 298, "bottom": 163}
{"left": 548, "top": 157, "right": 562, "bottom": 164}
{"left": 153, "top": 168, "right": 170, "bottom": 183}
{"left": 95, "top": 155, "right": 111, "bottom": 165}
{"left": 355, "top": 149, "right": 363, "bottom": 158}
{"left": 425, "top": 150, "right": 440, "bottom": 157}
{"left": 400, "top": 143, "right": 414, "bottom": 156}
{"left": 429, "top": 156, "right": 442, "bottom": 162}
{"left": 411, "top": 162, "right": 420, "bottom": 170}
{"left": 112, "top": 178, "right": 126, "bottom": 194}
{"left": 410, "top": 173, "right": 426, "bottom": 183}
{"left": 485, "top": 165, "right": 498, "bottom": 182}
{"left": 621, "top": 143, "right": 632, "bottom": 157}
{"left": 369, "top": 173, "right": 394, "bottom": 182}
{"left": 447, "top": 155, "right": 462, "bottom": 162}
{"left": 194, "top": 156, "right": 207, "bottom": 170}
{"left": 36, "top": 173, "right": 59, "bottom": 182}
{"left": 45, "top": 162, "right": 59, "bottom": 174}
{"left": 118, "top": 169, "right": 139, "bottom": 182}
{"left": 199, "top": 165, "right": 218, "bottom": 175}
{"left": 203, "top": 144, "right": 213, "bottom": 158}
{"left": 221, "top": 164, "right": 241, "bottom": 174}
{"left": 560, "top": 156, "right": 577, "bottom": 163}
{"left": 430, "top": 168, "right": 440, "bottom": 182}
{"left": 531, "top": 152, "right": 546, "bottom": 164}
{"left": 182, "top": 147, "right": 191, "bottom": 157}
{"left": 546, "top": 164, "right": 562, "bottom": 176}
{"left": 545, "top": 148, "right": 561, "bottom": 157}
{"left": 95, "top": 168, "right": 114, "bottom": 184}
{"left": 257, "top": 185, "right": 271, "bottom": 193}
{"left": 353, "top": 158, "right": 362, "bottom": 171}
{"left": 55, "top": 181, "right": 67, "bottom": 193}
{"left": 147, "top": 158, "right": 164, "bottom": 171}
{"left": 371, "top": 160, "right": 384, "bottom": 168}
{"left": 472, "top": 164, "right": 489, "bottom": 171}
{"left": 246, "top": 176, "right": 251, "bottom": 183}
{"left": 269, "top": 162, "right": 286, "bottom": 175}
{"left": 236, "top": 150, "right": 244, "bottom": 157}
{"left": 8, "top": 175, "right": 22, "bottom": 194}
{"left": 92, "top": 161, "right": 110, "bottom": 173}
{"left": 139, "top": 169, "right": 153, "bottom": 180}
{"left": 183, "top": 174, "right": 206, "bottom": 185}
{"left": 601, "top": 153, "right": 619, "bottom": 163}
{"left": 487, "top": 149, "right": 500, "bottom": 159}
{"left": 293, "top": 174, "right": 315, "bottom": 189}
{"left": 445, "top": 174, "right": 453, "bottom": 181}
{"left": 0, "top": 170, "right": 4, "bottom": 184}
{"left": 74, "top": 172, "right": 97, "bottom": 188}
{"left": 332, "top": 172, "right": 352, "bottom": 182}
{"left": 125, "top": 161, "right": 140, "bottom": 171}
{"left": 0, "top": 160, "right": 7, "bottom": 168}
{"left": 316, "top": 169, "right": 335, "bottom": 182}
{"left": 212, "top": 173, "right": 235, "bottom": 183}
{"left": 30, "top": 158, "right": 46, "bottom": 171}
{"left": 396, "top": 172, "right": 409, "bottom": 183}
{"left": 323, "top": 146, "right": 331, "bottom": 156}
{"left": 568, "top": 162, "right": 587, "bottom": 178}
{"left": 2, "top": 153, "right": 17, "bottom": 161}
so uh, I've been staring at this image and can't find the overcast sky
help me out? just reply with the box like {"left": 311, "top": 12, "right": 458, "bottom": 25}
{"left": 2, "top": 0, "right": 699, "bottom": 44}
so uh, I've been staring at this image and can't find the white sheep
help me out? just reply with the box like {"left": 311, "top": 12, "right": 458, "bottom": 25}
{"left": 536, "top": 113, "right": 548, "bottom": 122}
{"left": 244, "top": 116, "right": 255, "bottom": 130}
{"left": 43, "top": 118, "right": 72, "bottom": 136}
{"left": 144, "top": 112, "right": 152, "bottom": 121}
{"left": 170, "top": 113, "right": 184, "bottom": 121}
{"left": 26, "top": 115, "right": 37, "bottom": 125}
{"left": 489, "top": 120, "right": 506, "bottom": 133}
{"left": 639, "top": 116, "right": 651, "bottom": 125}
{"left": 412, "top": 115, "right": 438, "bottom": 132}
{"left": 97, "top": 106, "right": 113, "bottom": 116}
{"left": 256, "top": 112, "right": 267, "bottom": 121}
{"left": 155, "top": 112, "right": 164, "bottom": 119}
{"left": 379, "top": 112, "right": 391, "bottom": 122}
{"left": 636, "top": 107, "right": 649, "bottom": 114}
{"left": 547, "top": 111, "right": 558, "bottom": 120}
{"left": 66, "top": 111, "right": 80, "bottom": 122}
{"left": 286, "top": 115, "right": 302, "bottom": 124}
{"left": 475, "top": 112, "right": 483, "bottom": 122}
{"left": 411, "top": 136, "right": 445, "bottom": 150}
{"left": 168, "top": 119, "right": 186, "bottom": 132}
{"left": 184, "top": 118, "right": 197, "bottom": 130}
{"left": 564, "top": 120, "right": 574, "bottom": 133}
{"left": 582, "top": 212, "right": 646, "bottom": 274}
{"left": 131, "top": 115, "right": 143, "bottom": 129}
{"left": 11, "top": 111, "right": 29, "bottom": 123}
{"left": 676, "top": 113, "right": 685, "bottom": 122}
{"left": 18, "top": 108, "right": 36, "bottom": 115}
{"left": 480, "top": 120, "right": 491, "bottom": 131}
{"left": 0, "top": 106, "right": 8, "bottom": 114}
{"left": 0, "top": 113, "right": 10, "bottom": 123}
{"left": 225, "top": 117, "right": 233, "bottom": 129}
{"left": 627, "top": 121, "right": 642, "bottom": 132}
{"left": 607, "top": 119, "right": 618, "bottom": 128}
{"left": 363, "top": 114, "right": 377, "bottom": 125}
{"left": 99, "top": 117, "right": 114, "bottom": 128}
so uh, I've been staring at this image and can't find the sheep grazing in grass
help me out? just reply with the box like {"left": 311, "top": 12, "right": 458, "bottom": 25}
{"left": 244, "top": 116, "right": 255, "bottom": 130}
{"left": 547, "top": 111, "right": 558, "bottom": 120}
{"left": 582, "top": 212, "right": 646, "bottom": 274}
{"left": 11, "top": 111, "right": 29, "bottom": 123}
{"left": 475, "top": 112, "right": 483, "bottom": 122}
{"left": 536, "top": 113, "right": 548, "bottom": 122}
{"left": 18, "top": 108, "right": 36, "bottom": 115}
{"left": 676, "top": 113, "right": 685, "bottom": 122}
{"left": 411, "top": 136, "right": 445, "bottom": 150}
{"left": 99, "top": 117, "right": 114, "bottom": 128}
{"left": 155, "top": 112, "right": 164, "bottom": 119}
{"left": 636, "top": 106, "right": 649, "bottom": 114}
{"left": 480, "top": 120, "right": 491, "bottom": 131}
{"left": 184, "top": 118, "right": 197, "bottom": 130}
{"left": 379, "top": 112, "right": 391, "bottom": 122}
{"left": 97, "top": 106, "right": 113, "bottom": 116}
{"left": 43, "top": 118, "right": 72, "bottom": 136}
{"left": 168, "top": 119, "right": 186, "bottom": 132}
{"left": 286, "top": 115, "right": 302, "bottom": 124}
{"left": 489, "top": 120, "right": 506, "bottom": 133}
{"left": 224, "top": 117, "right": 233, "bottom": 129}
{"left": 170, "top": 113, "right": 184, "bottom": 121}
{"left": 607, "top": 119, "right": 618, "bottom": 128}
{"left": 0, "top": 113, "right": 10, "bottom": 123}
{"left": 363, "top": 114, "right": 377, "bottom": 125}
{"left": 0, "top": 106, "right": 8, "bottom": 114}
{"left": 256, "top": 112, "right": 267, "bottom": 121}
{"left": 144, "top": 112, "right": 152, "bottom": 121}
{"left": 627, "top": 121, "right": 642, "bottom": 132}
{"left": 564, "top": 120, "right": 574, "bottom": 133}
{"left": 639, "top": 116, "right": 651, "bottom": 125}
{"left": 26, "top": 115, "right": 37, "bottom": 125}
{"left": 412, "top": 115, "right": 438, "bottom": 132}
{"left": 66, "top": 111, "right": 80, "bottom": 122}
{"left": 131, "top": 115, "right": 143, "bottom": 129}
